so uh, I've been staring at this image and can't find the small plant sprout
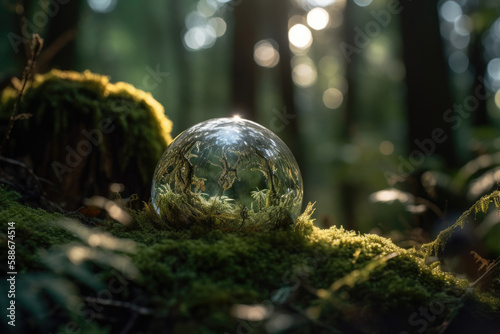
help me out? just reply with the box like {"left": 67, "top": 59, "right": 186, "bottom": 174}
{"left": 151, "top": 117, "right": 303, "bottom": 230}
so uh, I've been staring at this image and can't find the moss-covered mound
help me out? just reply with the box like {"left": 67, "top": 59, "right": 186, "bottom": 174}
{"left": 0, "top": 189, "right": 499, "bottom": 334}
{"left": 0, "top": 70, "right": 173, "bottom": 208}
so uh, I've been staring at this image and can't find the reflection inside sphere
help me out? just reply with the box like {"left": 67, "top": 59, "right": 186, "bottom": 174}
{"left": 151, "top": 117, "right": 303, "bottom": 228}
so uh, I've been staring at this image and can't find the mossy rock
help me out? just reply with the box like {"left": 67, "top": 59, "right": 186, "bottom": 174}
{"left": 0, "top": 70, "right": 172, "bottom": 209}
{"left": 0, "top": 189, "right": 499, "bottom": 334}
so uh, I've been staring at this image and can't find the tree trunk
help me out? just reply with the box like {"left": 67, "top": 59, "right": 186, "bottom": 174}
{"left": 231, "top": 0, "right": 258, "bottom": 119}
{"left": 337, "top": 0, "right": 358, "bottom": 230}
{"left": 268, "top": 0, "right": 300, "bottom": 150}
{"left": 38, "top": 0, "right": 80, "bottom": 72}
{"left": 169, "top": 0, "right": 191, "bottom": 133}
{"left": 399, "top": 0, "right": 457, "bottom": 166}
{"left": 469, "top": 23, "right": 488, "bottom": 126}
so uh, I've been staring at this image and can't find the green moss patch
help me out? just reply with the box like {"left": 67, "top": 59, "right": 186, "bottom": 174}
{"left": 0, "top": 189, "right": 499, "bottom": 334}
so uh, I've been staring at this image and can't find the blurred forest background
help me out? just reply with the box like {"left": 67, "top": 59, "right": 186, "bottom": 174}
{"left": 1, "top": 0, "right": 500, "bottom": 250}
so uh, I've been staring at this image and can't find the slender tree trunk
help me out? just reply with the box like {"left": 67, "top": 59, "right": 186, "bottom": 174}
{"left": 267, "top": 0, "right": 301, "bottom": 153}
{"left": 399, "top": 0, "right": 460, "bottom": 233}
{"left": 39, "top": 0, "right": 80, "bottom": 71}
{"left": 342, "top": 0, "right": 358, "bottom": 140}
{"left": 262, "top": 0, "right": 308, "bottom": 213}
{"left": 169, "top": 0, "right": 191, "bottom": 133}
{"left": 470, "top": 27, "right": 488, "bottom": 126}
{"left": 399, "top": 0, "right": 457, "bottom": 166}
{"left": 337, "top": 0, "right": 358, "bottom": 230}
{"left": 231, "top": 0, "right": 258, "bottom": 119}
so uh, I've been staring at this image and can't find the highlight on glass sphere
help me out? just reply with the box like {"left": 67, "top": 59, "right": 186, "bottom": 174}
{"left": 151, "top": 116, "right": 303, "bottom": 230}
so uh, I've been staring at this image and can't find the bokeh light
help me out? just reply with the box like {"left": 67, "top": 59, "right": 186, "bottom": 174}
{"left": 353, "top": 0, "right": 373, "bottom": 7}
{"left": 323, "top": 88, "right": 343, "bottom": 109}
{"left": 184, "top": 26, "right": 217, "bottom": 51}
{"left": 490, "top": 17, "right": 500, "bottom": 39}
{"left": 185, "top": 11, "right": 206, "bottom": 29}
{"left": 487, "top": 58, "right": 500, "bottom": 81}
{"left": 306, "top": 0, "right": 336, "bottom": 7}
{"left": 307, "top": 8, "right": 329, "bottom": 30}
{"left": 288, "top": 15, "right": 305, "bottom": 28}
{"left": 182, "top": 1, "right": 228, "bottom": 52}
{"left": 197, "top": 0, "right": 218, "bottom": 17}
{"left": 292, "top": 60, "right": 317, "bottom": 87}
{"left": 254, "top": 39, "right": 280, "bottom": 68}
{"left": 440, "top": 1, "right": 462, "bottom": 23}
{"left": 483, "top": 20, "right": 500, "bottom": 62}
{"left": 366, "top": 41, "right": 389, "bottom": 66}
{"left": 288, "top": 24, "right": 313, "bottom": 49}
{"left": 448, "top": 50, "right": 469, "bottom": 73}
{"left": 370, "top": 189, "right": 410, "bottom": 203}
{"left": 454, "top": 15, "right": 472, "bottom": 36}
{"left": 379, "top": 141, "right": 394, "bottom": 155}
{"left": 494, "top": 90, "right": 500, "bottom": 109}
{"left": 208, "top": 17, "right": 227, "bottom": 37}
{"left": 87, "top": 0, "right": 117, "bottom": 13}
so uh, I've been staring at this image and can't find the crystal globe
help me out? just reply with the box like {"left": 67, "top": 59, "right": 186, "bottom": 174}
{"left": 151, "top": 117, "right": 303, "bottom": 228}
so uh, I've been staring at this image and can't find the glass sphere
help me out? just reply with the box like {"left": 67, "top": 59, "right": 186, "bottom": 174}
{"left": 151, "top": 117, "right": 303, "bottom": 227}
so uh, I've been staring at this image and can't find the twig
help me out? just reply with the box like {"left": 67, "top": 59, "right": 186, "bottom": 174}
{"left": 0, "top": 34, "right": 44, "bottom": 155}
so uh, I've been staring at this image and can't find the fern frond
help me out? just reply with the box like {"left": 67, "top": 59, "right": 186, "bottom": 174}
{"left": 421, "top": 190, "right": 500, "bottom": 257}
{"left": 471, "top": 251, "right": 491, "bottom": 272}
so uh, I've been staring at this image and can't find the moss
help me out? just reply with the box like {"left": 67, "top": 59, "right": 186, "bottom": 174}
{"left": 101, "top": 216, "right": 500, "bottom": 333}
{"left": 0, "top": 188, "right": 77, "bottom": 271}
{"left": 136, "top": 191, "right": 305, "bottom": 233}
{"left": 1, "top": 189, "right": 499, "bottom": 333}
{"left": 0, "top": 69, "right": 173, "bottom": 207}
{"left": 421, "top": 190, "right": 500, "bottom": 257}
{"left": 1, "top": 69, "right": 172, "bottom": 174}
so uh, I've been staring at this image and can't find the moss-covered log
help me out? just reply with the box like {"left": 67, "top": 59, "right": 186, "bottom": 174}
{"left": 0, "top": 70, "right": 173, "bottom": 209}
{"left": 0, "top": 188, "right": 498, "bottom": 334}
